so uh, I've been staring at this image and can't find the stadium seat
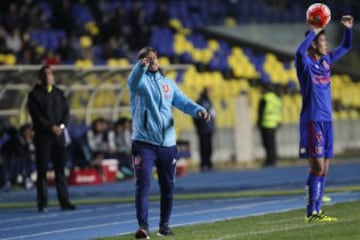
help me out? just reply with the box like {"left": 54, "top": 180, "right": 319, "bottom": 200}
{"left": 4, "top": 54, "right": 17, "bottom": 65}
{"left": 75, "top": 59, "right": 94, "bottom": 69}
{"left": 79, "top": 36, "right": 92, "bottom": 48}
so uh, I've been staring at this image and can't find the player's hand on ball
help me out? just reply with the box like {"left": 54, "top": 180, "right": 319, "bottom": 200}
{"left": 341, "top": 15, "right": 353, "bottom": 28}
{"left": 198, "top": 111, "right": 211, "bottom": 122}
{"left": 312, "top": 27, "right": 324, "bottom": 35}
{"left": 306, "top": 3, "right": 331, "bottom": 28}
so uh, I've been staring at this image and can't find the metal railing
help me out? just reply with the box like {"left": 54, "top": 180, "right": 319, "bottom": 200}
{"left": 0, "top": 64, "right": 190, "bottom": 126}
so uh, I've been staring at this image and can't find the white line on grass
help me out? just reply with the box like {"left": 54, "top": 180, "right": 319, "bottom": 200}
{"left": 4, "top": 198, "right": 298, "bottom": 239}
{"left": 208, "top": 219, "right": 356, "bottom": 240}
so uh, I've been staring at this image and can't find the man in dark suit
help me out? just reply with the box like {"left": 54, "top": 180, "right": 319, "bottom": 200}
{"left": 193, "top": 87, "right": 216, "bottom": 172}
{"left": 27, "top": 65, "right": 75, "bottom": 212}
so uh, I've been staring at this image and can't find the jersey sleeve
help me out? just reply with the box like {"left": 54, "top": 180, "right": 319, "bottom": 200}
{"left": 295, "top": 31, "right": 317, "bottom": 69}
{"left": 328, "top": 28, "right": 352, "bottom": 64}
{"left": 171, "top": 82, "right": 205, "bottom": 118}
{"left": 127, "top": 61, "right": 148, "bottom": 91}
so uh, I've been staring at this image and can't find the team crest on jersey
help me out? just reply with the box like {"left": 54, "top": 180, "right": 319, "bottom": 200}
{"left": 313, "top": 75, "right": 330, "bottom": 84}
{"left": 322, "top": 60, "right": 330, "bottom": 70}
{"left": 315, "top": 146, "right": 323, "bottom": 155}
{"left": 162, "top": 84, "right": 171, "bottom": 99}
{"left": 316, "top": 131, "right": 323, "bottom": 143}
{"left": 134, "top": 155, "right": 142, "bottom": 165}
{"left": 162, "top": 84, "right": 170, "bottom": 93}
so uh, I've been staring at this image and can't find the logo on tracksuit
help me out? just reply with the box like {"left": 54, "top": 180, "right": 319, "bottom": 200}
{"left": 163, "top": 84, "right": 171, "bottom": 99}
{"left": 134, "top": 155, "right": 142, "bottom": 166}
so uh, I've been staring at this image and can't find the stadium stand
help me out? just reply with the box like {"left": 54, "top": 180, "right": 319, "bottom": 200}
{"left": 1, "top": 0, "right": 360, "bottom": 189}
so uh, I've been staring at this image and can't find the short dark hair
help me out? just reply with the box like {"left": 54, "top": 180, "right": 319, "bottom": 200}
{"left": 137, "top": 46, "right": 158, "bottom": 60}
{"left": 38, "top": 65, "right": 51, "bottom": 82}
{"left": 115, "top": 117, "right": 128, "bottom": 126}
{"left": 305, "top": 29, "right": 325, "bottom": 42}
{"left": 136, "top": 46, "right": 164, "bottom": 75}
{"left": 19, "top": 123, "right": 32, "bottom": 136}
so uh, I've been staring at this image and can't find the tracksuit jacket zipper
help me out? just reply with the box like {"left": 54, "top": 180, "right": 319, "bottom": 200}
{"left": 154, "top": 75, "right": 165, "bottom": 145}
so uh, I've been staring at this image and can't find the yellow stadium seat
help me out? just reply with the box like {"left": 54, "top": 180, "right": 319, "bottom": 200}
{"left": 75, "top": 59, "right": 93, "bottom": 69}
{"left": 207, "top": 39, "right": 219, "bottom": 51}
{"left": 158, "top": 57, "right": 170, "bottom": 66}
{"left": 36, "top": 46, "right": 45, "bottom": 55}
{"left": 80, "top": 35, "right": 92, "bottom": 48}
{"left": 169, "top": 19, "right": 183, "bottom": 30}
{"left": 118, "top": 58, "right": 130, "bottom": 66}
{"left": 107, "top": 58, "right": 118, "bottom": 67}
{"left": 225, "top": 17, "right": 237, "bottom": 27}
{"left": 4, "top": 54, "right": 16, "bottom": 65}
{"left": 84, "top": 21, "right": 99, "bottom": 36}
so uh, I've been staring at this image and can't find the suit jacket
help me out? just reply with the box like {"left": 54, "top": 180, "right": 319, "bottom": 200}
{"left": 27, "top": 84, "right": 69, "bottom": 145}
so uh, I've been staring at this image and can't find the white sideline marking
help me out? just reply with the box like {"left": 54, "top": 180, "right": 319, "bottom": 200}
{"left": 4, "top": 194, "right": 359, "bottom": 240}
{"left": 3, "top": 198, "right": 297, "bottom": 239}
{"left": 209, "top": 218, "right": 357, "bottom": 240}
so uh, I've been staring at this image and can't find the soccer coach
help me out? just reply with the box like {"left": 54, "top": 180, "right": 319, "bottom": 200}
{"left": 27, "top": 65, "right": 75, "bottom": 212}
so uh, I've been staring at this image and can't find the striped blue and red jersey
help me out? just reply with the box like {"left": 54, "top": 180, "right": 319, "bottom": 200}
{"left": 295, "top": 28, "right": 352, "bottom": 122}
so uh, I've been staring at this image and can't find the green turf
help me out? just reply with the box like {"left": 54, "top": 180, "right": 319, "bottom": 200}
{"left": 95, "top": 200, "right": 360, "bottom": 240}
{"left": 1, "top": 185, "right": 360, "bottom": 209}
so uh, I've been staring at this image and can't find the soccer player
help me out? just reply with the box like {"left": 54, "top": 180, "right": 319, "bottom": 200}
{"left": 295, "top": 15, "right": 353, "bottom": 222}
{"left": 128, "top": 46, "right": 210, "bottom": 239}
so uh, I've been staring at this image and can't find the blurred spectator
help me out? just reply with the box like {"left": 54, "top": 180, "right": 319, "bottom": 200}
{"left": 18, "top": 34, "right": 36, "bottom": 64}
{"left": 193, "top": 87, "right": 216, "bottom": 172}
{"left": 128, "top": 1, "right": 150, "bottom": 50}
{"left": 18, "top": 36, "right": 44, "bottom": 64}
{"left": 5, "top": 28, "right": 21, "bottom": 53}
{"left": 51, "top": 0, "right": 74, "bottom": 35}
{"left": 3, "top": 3, "right": 21, "bottom": 32}
{"left": 151, "top": 2, "right": 170, "bottom": 28}
{"left": 18, "top": 48, "right": 34, "bottom": 64}
{"left": 102, "top": 37, "right": 121, "bottom": 59}
{"left": 87, "top": 0, "right": 104, "bottom": 25}
{"left": 26, "top": 3, "right": 47, "bottom": 30}
{"left": 56, "top": 37, "right": 78, "bottom": 63}
{"left": 86, "top": 117, "right": 110, "bottom": 161}
{"left": 1, "top": 126, "right": 19, "bottom": 191}
{"left": 108, "top": 117, "right": 133, "bottom": 178}
{"left": 0, "top": 24, "right": 11, "bottom": 54}
{"left": 43, "top": 50, "right": 60, "bottom": 66}
{"left": 0, "top": 124, "right": 36, "bottom": 191}
{"left": 111, "top": 117, "right": 132, "bottom": 154}
{"left": 111, "top": 7, "right": 131, "bottom": 40}
{"left": 257, "top": 84, "right": 282, "bottom": 167}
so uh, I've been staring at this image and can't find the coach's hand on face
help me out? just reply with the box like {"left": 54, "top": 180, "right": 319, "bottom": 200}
{"left": 198, "top": 110, "right": 211, "bottom": 122}
{"left": 140, "top": 57, "right": 151, "bottom": 67}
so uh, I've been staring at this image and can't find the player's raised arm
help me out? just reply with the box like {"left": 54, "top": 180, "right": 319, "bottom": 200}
{"left": 127, "top": 60, "right": 148, "bottom": 91}
{"left": 328, "top": 15, "right": 353, "bottom": 63}
{"left": 295, "top": 28, "right": 323, "bottom": 65}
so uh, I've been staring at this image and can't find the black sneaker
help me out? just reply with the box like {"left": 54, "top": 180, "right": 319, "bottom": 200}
{"left": 61, "top": 203, "right": 76, "bottom": 211}
{"left": 157, "top": 223, "right": 174, "bottom": 237}
{"left": 135, "top": 227, "right": 150, "bottom": 239}
{"left": 38, "top": 207, "right": 48, "bottom": 213}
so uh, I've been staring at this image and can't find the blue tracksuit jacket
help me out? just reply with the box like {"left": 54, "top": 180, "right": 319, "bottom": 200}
{"left": 128, "top": 62, "right": 205, "bottom": 147}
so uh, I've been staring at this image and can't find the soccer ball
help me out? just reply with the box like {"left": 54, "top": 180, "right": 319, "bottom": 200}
{"left": 306, "top": 3, "right": 331, "bottom": 28}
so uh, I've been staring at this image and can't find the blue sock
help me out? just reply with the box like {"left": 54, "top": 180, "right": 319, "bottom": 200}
{"left": 316, "top": 175, "right": 326, "bottom": 212}
{"left": 305, "top": 172, "right": 321, "bottom": 217}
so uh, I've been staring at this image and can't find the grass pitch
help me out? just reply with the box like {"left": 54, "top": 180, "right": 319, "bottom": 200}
{"left": 96, "top": 199, "right": 360, "bottom": 240}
